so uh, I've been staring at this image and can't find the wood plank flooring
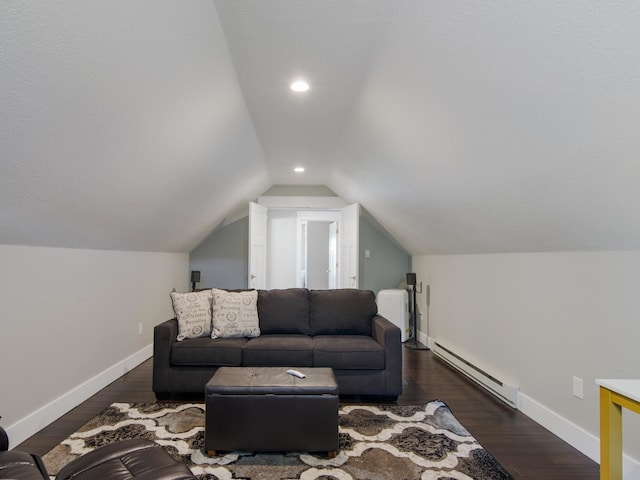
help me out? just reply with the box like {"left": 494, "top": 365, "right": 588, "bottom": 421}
{"left": 16, "top": 348, "right": 600, "bottom": 479}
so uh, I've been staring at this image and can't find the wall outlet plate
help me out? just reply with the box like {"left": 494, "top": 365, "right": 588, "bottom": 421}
{"left": 573, "top": 376, "right": 584, "bottom": 399}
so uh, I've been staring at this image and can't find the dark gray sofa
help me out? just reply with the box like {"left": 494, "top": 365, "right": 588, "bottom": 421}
{"left": 153, "top": 288, "right": 402, "bottom": 399}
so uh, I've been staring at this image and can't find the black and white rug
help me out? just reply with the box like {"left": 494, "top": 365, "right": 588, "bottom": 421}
{"left": 42, "top": 401, "right": 513, "bottom": 480}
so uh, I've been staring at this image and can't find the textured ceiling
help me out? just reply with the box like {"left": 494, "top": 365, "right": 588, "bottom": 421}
{"left": 1, "top": 1, "right": 640, "bottom": 254}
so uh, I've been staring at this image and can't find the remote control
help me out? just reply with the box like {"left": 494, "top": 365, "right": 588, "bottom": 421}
{"left": 286, "top": 369, "right": 306, "bottom": 378}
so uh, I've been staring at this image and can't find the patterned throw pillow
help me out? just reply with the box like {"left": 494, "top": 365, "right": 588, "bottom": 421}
{"left": 170, "top": 289, "right": 213, "bottom": 341}
{"left": 211, "top": 288, "right": 260, "bottom": 339}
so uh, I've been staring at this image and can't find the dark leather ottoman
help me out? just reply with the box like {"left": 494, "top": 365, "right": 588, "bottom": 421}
{"left": 205, "top": 367, "right": 339, "bottom": 457}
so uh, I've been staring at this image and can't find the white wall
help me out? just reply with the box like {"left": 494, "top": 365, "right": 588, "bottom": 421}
{"left": 267, "top": 211, "right": 297, "bottom": 289}
{"left": 0, "top": 245, "right": 188, "bottom": 446}
{"left": 413, "top": 251, "right": 640, "bottom": 476}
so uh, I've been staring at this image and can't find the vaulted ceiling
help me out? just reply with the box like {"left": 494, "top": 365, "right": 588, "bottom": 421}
{"left": 2, "top": 1, "right": 639, "bottom": 255}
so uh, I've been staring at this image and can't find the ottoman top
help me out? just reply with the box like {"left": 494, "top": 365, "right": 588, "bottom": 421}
{"left": 206, "top": 367, "right": 338, "bottom": 396}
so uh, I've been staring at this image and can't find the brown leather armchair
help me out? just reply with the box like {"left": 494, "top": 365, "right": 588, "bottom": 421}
{"left": 0, "top": 422, "right": 195, "bottom": 480}
{"left": 0, "top": 422, "right": 48, "bottom": 479}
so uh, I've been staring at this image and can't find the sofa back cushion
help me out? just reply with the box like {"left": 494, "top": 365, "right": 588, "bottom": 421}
{"left": 309, "top": 289, "right": 377, "bottom": 336}
{"left": 258, "top": 288, "right": 311, "bottom": 335}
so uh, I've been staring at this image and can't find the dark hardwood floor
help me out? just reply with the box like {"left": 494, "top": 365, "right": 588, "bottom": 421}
{"left": 16, "top": 348, "right": 599, "bottom": 479}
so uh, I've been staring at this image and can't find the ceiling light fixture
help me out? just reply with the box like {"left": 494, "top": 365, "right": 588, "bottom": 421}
{"left": 290, "top": 80, "right": 310, "bottom": 92}
{"left": 294, "top": 167, "right": 305, "bottom": 173}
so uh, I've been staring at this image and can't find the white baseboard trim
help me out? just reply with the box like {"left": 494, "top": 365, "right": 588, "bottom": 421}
{"left": 518, "top": 393, "right": 600, "bottom": 461}
{"left": 519, "top": 392, "right": 640, "bottom": 480}
{"left": 6, "top": 344, "right": 153, "bottom": 449}
{"left": 420, "top": 333, "right": 640, "bottom": 478}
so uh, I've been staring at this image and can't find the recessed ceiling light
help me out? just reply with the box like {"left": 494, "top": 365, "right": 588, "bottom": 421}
{"left": 294, "top": 167, "right": 305, "bottom": 173}
{"left": 290, "top": 80, "right": 310, "bottom": 92}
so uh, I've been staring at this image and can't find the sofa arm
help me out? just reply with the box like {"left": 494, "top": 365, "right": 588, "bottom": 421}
{"left": 371, "top": 314, "right": 400, "bottom": 348}
{"left": 152, "top": 318, "right": 178, "bottom": 397}
{"left": 372, "top": 315, "right": 402, "bottom": 396}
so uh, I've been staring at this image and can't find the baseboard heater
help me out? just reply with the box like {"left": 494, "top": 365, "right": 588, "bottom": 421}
{"left": 432, "top": 341, "right": 519, "bottom": 408}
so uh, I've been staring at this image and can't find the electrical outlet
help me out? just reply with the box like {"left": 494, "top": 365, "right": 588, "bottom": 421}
{"left": 138, "top": 323, "right": 143, "bottom": 335}
{"left": 573, "top": 376, "right": 583, "bottom": 399}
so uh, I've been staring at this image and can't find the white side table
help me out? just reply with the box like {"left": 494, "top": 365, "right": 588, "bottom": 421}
{"left": 595, "top": 379, "right": 640, "bottom": 480}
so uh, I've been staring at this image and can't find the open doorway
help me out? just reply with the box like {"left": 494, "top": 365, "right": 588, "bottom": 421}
{"left": 298, "top": 220, "right": 337, "bottom": 289}
{"left": 249, "top": 200, "right": 359, "bottom": 290}
{"left": 295, "top": 210, "right": 340, "bottom": 289}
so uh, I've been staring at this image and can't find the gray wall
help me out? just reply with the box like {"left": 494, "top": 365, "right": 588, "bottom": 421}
{"left": 189, "top": 214, "right": 410, "bottom": 293}
{"left": 359, "top": 217, "right": 411, "bottom": 294}
{"left": 190, "top": 217, "right": 249, "bottom": 289}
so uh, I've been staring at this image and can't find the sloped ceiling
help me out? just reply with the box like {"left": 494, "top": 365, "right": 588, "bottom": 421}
{"left": 0, "top": 1, "right": 270, "bottom": 252}
{"left": 2, "top": 1, "right": 640, "bottom": 255}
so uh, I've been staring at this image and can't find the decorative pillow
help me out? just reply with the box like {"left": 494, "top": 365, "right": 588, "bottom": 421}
{"left": 170, "top": 289, "right": 213, "bottom": 341}
{"left": 211, "top": 288, "right": 260, "bottom": 339}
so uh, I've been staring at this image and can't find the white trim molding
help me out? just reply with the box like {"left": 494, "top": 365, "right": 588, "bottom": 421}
{"left": 258, "top": 196, "right": 347, "bottom": 210}
{"left": 519, "top": 392, "right": 640, "bottom": 480}
{"left": 6, "top": 345, "right": 153, "bottom": 448}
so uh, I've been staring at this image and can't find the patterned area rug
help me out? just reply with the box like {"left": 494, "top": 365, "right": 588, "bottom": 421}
{"left": 42, "top": 401, "right": 513, "bottom": 480}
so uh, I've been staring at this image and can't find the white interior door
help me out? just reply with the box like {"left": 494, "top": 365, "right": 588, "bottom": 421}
{"left": 248, "top": 202, "right": 268, "bottom": 289}
{"left": 296, "top": 218, "right": 307, "bottom": 288}
{"left": 328, "top": 221, "right": 337, "bottom": 289}
{"left": 306, "top": 221, "right": 331, "bottom": 289}
{"left": 339, "top": 203, "right": 359, "bottom": 288}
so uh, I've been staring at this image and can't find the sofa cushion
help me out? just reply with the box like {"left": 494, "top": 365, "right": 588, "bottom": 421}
{"left": 169, "top": 290, "right": 213, "bottom": 341}
{"left": 313, "top": 335, "right": 385, "bottom": 370}
{"left": 257, "top": 288, "right": 311, "bottom": 335}
{"left": 211, "top": 288, "right": 260, "bottom": 339}
{"left": 243, "top": 335, "right": 314, "bottom": 367}
{"left": 309, "top": 289, "right": 377, "bottom": 336}
{"left": 171, "top": 337, "right": 247, "bottom": 366}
